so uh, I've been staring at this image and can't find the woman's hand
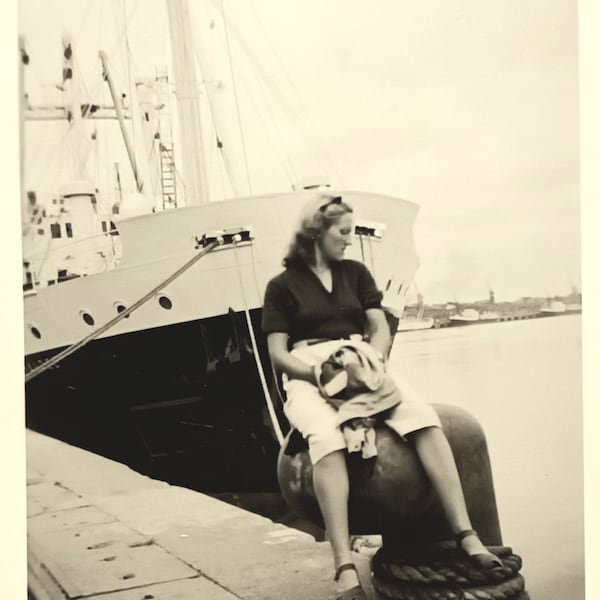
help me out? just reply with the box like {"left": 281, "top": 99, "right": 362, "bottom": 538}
{"left": 267, "top": 332, "right": 318, "bottom": 384}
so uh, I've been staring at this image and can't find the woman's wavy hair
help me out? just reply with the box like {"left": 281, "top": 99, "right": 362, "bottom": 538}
{"left": 283, "top": 195, "right": 353, "bottom": 268}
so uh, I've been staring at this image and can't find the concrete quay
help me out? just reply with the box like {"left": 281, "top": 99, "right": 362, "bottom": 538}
{"left": 26, "top": 430, "right": 374, "bottom": 600}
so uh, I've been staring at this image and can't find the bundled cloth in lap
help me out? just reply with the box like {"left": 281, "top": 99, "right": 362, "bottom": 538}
{"left": 314, "top": 341, "right": 402, "bottom": 458}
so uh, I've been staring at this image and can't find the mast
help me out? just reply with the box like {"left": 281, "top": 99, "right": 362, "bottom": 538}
{"left": 99, "top": 51, "right": 144, "bottom": 193}
{"left": 114, "top": 162, "right": 123, "bottom": 211}
{"left": 166, "top": 0, "right": 209, "bottom": 205}
{"left": 61, "top": 34, "right": 90, "bottom": 180}
{"left": 19, "top": 36, "right": 28, "bottom": 234}
{"left": 136, "top": 81, "right": 162, "bottom": 203}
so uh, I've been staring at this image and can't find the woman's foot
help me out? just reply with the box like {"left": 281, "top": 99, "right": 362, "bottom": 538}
{"left": 335, "top": 563, "right": 366, "bottom": 600}
{"left": 456, "top": 529, "right": 503, "bottom": 570}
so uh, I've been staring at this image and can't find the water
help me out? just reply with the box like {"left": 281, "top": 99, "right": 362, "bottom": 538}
{"left": 387, "top": 314, "right": 583, "bottom": 599}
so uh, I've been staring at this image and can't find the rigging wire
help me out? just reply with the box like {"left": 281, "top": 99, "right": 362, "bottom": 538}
{"left": 188, "top": 4, "right": 236, "bottom": 197}
{"left": 204, "top": 10, "right": 298, "bottom": 189}
{"left": 93, "top": 125, "right": 100, "bottom": 199}
{"left": 146, "top": 137, "right": 161, "bottom": 199}
{"left": 71, "top": 54, "right": 94, "bottom": 102}
{"left": 248, "top": 241, "right": 265, "bottom": 309}
{"left": 71, "top": 1, "right": 95, "bottom": 57}
{"left": 250, "top": 89, "right": 299, "bottom": 188}
{"left": 26, "top": 123, "right": 63, "bottom": 202}
{"left": 232, "top": 238, "right": 284, "bottom": 446}
{"left": 247, "top": 0, "right": 346, "bottom": 186}
{"left": 242, "top": 87, "right": 298, "bottom": 188}
{"left": 78, "top": 3, "right": 109, "bottom": 105}
{"left": 102, "top": 0, "right": 143, "bottom": 78}
{"left": 25, "top": 239, "right": 221, "bottom": 384}
{"left": 220, "top": 0, "right": 252, "bottom": 195}
{"left": 207, "top": 0, "right": 324, "bottom": 187}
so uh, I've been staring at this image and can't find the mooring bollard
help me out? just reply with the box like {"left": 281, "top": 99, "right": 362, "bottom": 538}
{"left": 277, "top": 404, "right": 530, "bottom": 600}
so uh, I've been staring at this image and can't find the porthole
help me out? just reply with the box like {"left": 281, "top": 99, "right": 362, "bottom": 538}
{"left": 158, "top": 295, "right": 173, "bottom": 310}
{"left": 114, "top": 302, "right": 130, "bottom": 318}
{"left": 385, "top": 279, "right": 392, "bottom": 292}
{"left": 80, "top": 311, "right": 95, "bottom": 326}
{"left": 29, "top": 325, "right": 41, "bottom": 339}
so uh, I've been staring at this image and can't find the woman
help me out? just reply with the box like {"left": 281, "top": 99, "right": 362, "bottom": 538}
{"left": 262, "top": 195, "right": 501, "bottom": 600}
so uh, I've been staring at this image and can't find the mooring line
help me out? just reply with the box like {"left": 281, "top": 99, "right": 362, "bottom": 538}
{"left": 25, "top": 240, "right": 220, "bottom": 384}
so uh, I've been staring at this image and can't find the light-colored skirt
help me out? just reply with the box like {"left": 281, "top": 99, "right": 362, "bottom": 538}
{"left": 283, "top": 339, "right": 441, "bottom": 465}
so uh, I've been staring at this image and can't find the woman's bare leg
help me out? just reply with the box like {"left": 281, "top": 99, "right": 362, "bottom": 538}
{"left": 313, "top": 450, "right": 360, "bottom": 591}
{"left": 411, "top": 427, "right": 494, "bottom": 557}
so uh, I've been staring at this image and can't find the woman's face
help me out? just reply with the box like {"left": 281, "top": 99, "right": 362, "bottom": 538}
{"left": 318, "top": 213, "right": 353, "bottom": 262}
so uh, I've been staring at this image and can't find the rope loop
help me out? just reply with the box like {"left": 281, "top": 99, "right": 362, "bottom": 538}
{"left": 372, "top": 545, "right": 521, "bottom": 586}
{"left": 373, "top": 573, "right": 526, "bottom": 600}
{"left": 371, "top": 543, "right": 528, "bottom": 600}
{"left": 231, "top": 237, "right": 285, "bottom": 446}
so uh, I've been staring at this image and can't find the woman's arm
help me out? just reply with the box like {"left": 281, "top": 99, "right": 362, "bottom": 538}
{"left": 267, "top": 332, "right": 318, "bottom": 384}
{"left": 365, "top": 307, "right": 392, "bottom": 359}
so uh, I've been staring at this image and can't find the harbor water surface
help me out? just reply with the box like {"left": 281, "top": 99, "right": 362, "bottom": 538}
{"left": 387, "top": 314, "right": 583, "bottom": 600}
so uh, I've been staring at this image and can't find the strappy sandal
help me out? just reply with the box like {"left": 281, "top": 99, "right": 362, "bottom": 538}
{"left": 334, "top": 563, "right": 367, "bottom": 600}
{"left": 455, "top": 529, "right": 503, "bottom": 571}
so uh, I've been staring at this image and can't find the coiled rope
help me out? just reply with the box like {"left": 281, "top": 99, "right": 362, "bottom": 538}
{"left": 372, "top": 545, "right": 527, "bottom": 600}
{"left": 374, "top": 574, "right": 527, "bottom": 600}
{"left": 25, "top": 239, "right": 220, "bottom": 384}
{"left": 231, "top": 236, "right": 284, "bottom": 446}
{"left": 372, "top": 545, "right": 521, "bottom": 585}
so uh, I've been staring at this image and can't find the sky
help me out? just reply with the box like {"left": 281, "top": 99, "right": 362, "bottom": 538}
{"left": 17, "top": 0, "right": 580, "bottom": 304}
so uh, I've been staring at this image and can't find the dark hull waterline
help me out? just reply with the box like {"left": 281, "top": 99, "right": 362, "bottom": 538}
{"left": 25, "top": 308, "right": 285, "bottom": 494}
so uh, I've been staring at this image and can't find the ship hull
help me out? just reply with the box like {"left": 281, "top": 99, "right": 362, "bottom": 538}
{"left": 446, "top": 318, "right": 479, "bottom": 326}
{"left": 24, "top": 191, "right": 419, "bottom": 355}
{"left": 25, "top": 309, "right": 284, "bottom": 493}
{"left": 538, "top": 309, "right": 567, "bottom": 317}
{"left": 24, "top": 190, "right": 419, "bottom": 493}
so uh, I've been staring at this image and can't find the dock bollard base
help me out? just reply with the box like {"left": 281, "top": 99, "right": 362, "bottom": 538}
{"left": 371, "top": 543, "right": 529, "bottom": 600}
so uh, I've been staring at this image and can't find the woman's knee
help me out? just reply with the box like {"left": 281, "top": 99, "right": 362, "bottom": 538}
{"left": 405, "top": 425, "right": 445, "bottom": 444}
{"left": 313, "top": 448, "right": 347, "bottom": 472}
{"left": 313, "top": 450, "right": 349, "bottom": 496}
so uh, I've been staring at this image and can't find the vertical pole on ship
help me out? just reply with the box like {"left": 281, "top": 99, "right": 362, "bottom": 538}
{"left": 166, "top": 0, "right": 209, "bottom": 205}
{"left": 99, "top": 51, "right": 144, "bottom": 194}
{"left": 19, "top": 36, "right": 28, "bottom": 234}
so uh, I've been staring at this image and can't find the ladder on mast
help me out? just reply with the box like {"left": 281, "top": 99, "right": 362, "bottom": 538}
{"left": 155, "top": 69, "right": 178, "bottom": 210}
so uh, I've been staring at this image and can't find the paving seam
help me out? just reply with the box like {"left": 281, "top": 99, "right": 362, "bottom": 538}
{"left": 59, "top": 574, "right": 223, "bottom": 600}
{"left": 29, "top": 482, "right": 244, "bottom": 599}
{"left": 28, "top": 541, "right": 71, "bottom": 600}
{"left": 28, "top": 504, "right": 93, "bottom": 519}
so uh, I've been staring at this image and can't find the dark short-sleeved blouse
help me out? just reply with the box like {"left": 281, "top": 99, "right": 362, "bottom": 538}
{"left": 261, "top": 259, "right": 383, "bottom": 344}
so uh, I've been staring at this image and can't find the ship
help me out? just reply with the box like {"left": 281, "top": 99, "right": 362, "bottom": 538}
{"left": 21, "top": 0, "right": 421, "bottom": 493}
{"left": 447, "top": 308, "right": 480, "bottom": 326}
{"left": 478, "top": 310, "right": 500, "bottom": 322}
{"left": 538, "top": 300, "right": 567, "bottom": 317}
